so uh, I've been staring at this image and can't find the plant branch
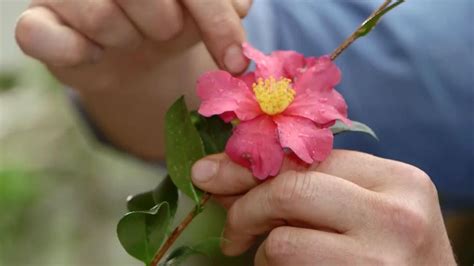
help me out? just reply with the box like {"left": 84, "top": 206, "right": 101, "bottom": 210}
{"left": 147, "top": 2, "right": 404, "bottom": 265}
{"left": 330, "top": 0, "right": 393, "bottom": 61}
{"left": 150, "top": 193, "right": 212, "bottom": 266}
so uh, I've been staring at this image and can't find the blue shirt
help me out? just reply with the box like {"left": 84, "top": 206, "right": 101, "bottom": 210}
{"left": 244, "top": 0, "right": 474, "bottom": 210}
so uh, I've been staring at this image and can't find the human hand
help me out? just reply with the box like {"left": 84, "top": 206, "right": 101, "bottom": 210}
{"left": 15, "top": 0, "right": 251, "bottom": 91}
{"left": 192, "top": 150, "right": 456, "bottom": 265}
{"left": 15, "top": 0, "right": 253, "bottom": 159}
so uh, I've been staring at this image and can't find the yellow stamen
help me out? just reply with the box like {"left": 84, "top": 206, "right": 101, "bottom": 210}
{"left": 253, "top": 76, "right": 296, "bottom": 115}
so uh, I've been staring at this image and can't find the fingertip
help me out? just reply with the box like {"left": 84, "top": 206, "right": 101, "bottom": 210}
{"left": 191, "top": 153, "right": 258, "bottom": 195}
{"left": 191, "top": 157, "right": 219, "bottom": 185}
{"left": 15, "top": 6, "right": 103, "bottom": 66}
{"left": 182, "top": 0, "right": 248, "bottom": 74}
{"left": 223, "top": 43, "right": 249, "bottom": 74}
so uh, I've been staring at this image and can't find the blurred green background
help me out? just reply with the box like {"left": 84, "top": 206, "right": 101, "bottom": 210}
{"left": 0, "top": 1, "right": 249, "bottom": 265}
{"left": 0, "top": 1, "right": 472, "bottom": 266}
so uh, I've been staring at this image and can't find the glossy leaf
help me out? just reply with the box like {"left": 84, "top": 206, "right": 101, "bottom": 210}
{"left": 165, "top": 97, "right": 205, "bottom": 205}
{"left": 357, "top": 0, "right": 405, "bottom": 37}
{"left": 126, "top": 176, "right": 179, "bottom": 217}
{"left": 191, "top": 112, "right": 233, "bottom": 155}
{"left": 126, "top": 191, "right": 156, "bottom": 212}
{"left": 331, "top": 120, "right": 378, "bottom": 140}
{"left": 160, "top": 238, "right": 222, "bottom": 266}
{"left": 117, "top": 202, "right": 171, "bottom": 265}
{"left": 152, "top": 176, "right": 179, "bottom": 218}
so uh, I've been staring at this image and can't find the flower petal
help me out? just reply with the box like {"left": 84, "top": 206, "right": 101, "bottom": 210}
{"left": 197, "top": 70, "right": 261, "bottom": 121}
{"left": 238, "top": 72, "right": 256, "bottom": 89}
{"left": 270, "top": 50, "right": 306, "bottom": 78}
{"left": 274, "top": 115, "right": 334, "bottom": 164}
{"left": 220, "top": 111, "right": 237, "bottom": 123}
{"left": 242, "top": 42, "right": 284, "bottom": 79}
{"left": 284, "top": 56, "right": 350, "bottom": 125}
{"left": 293, "top": 56, "right": 341, "bottom": 94}
{"left": 225, "top": 116, "right": 284, "bottom": 179}
{"left": 284, "top": 89, "right": 350, "bottom": 125}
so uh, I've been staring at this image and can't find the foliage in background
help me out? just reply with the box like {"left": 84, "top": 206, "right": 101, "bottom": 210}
{"left": 117, "top": 98, "right": 235, "bottom": 265}
{"left": 116, "top": 95, "right": 378, "bottom": 265}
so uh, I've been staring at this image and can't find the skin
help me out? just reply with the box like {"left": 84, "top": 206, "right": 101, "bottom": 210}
{"left": 15, "top": 0, "right": 251, "bottom": 160}
{"left": 192, "top": 150, "right": 456, "bottom": 265}
{"left": 16, "top": 1, "right": 456, "bottom": 264}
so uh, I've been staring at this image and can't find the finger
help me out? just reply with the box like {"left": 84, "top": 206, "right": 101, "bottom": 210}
{"left": 213, "top": 194, "right": 241, "bottom": 209}
{"left": 34, "top": 0, "right": 143, "bottom": 49}
{"left": 116, "top": 0, "right": 184, "bottom": 41}
{"left": 231, "top": 0, "right": 253, "bottom": 18}
{"left": 254, "top": 227, "right": 362, "bottom": 266}
{"left": 192, "top": 153, "right": 260, "bottom": 195}
{"left": 191, "top": 153, "right": 309, "bottom": 196}
{"left": 15, "top": 6, "right": 103, "bottom": 66}
{"left": 193, "top": 149, "right": 421, "bottom": 197}
{"left": 222, "top": 171, "right": 375, "bottom": 255}
{"left": 317, "top": 149, "right": 425, "bottom": 191}
{"left": 182, "top": 0, "right": 248, "bottom": 73}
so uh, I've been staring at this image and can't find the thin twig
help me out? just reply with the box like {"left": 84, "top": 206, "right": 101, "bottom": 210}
{"left": 150, "top": 193, "right": 212, "bottom": 266}
{"left": 149, "top": 2, "right": 401, "bottom": 264}
{"left": 330, "top": 0, "right": 392, "bottom": 61}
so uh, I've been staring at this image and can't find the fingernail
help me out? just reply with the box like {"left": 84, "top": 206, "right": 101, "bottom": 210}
{"left": 192, "top": 159, "right": 218, "bottom": 183}
{"left": 223, "top": 44, "right": 248, "bottom": 73}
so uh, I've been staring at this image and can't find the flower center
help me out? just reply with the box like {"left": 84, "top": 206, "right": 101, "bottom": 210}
{"left": 252, "top": 77, "right": 296, "bottom": 115}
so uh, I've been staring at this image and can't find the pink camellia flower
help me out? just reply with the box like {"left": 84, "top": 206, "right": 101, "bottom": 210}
{"left": 197, "top": 43, "right": 350, "bottom": 179}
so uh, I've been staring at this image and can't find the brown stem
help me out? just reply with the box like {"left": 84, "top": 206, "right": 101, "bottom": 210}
{"left": 150, "top": 193, "right": 212, "bottom": 266}
{"left": 148, "top": 2, "right": 400, "bottom": 265}
{"left": 330, "top": 0, "right": 392, "bottom": 61}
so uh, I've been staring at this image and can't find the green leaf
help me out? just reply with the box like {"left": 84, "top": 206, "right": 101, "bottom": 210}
{"left": 126, "top": 176, "right": 179, "bottom": 216}
{"left": 357, "top": 0, "right": 405, "bottom": 37}
{"left": 160, "top": 238, "right": 222, "bottom": 266}
{"left": 117, "top": 202, "right": 171, "bottom": 265}
{"left": 191, "top": 112, "right": 233, "bottom": 155}
{"left": 0, "top": 71, "right": 18, "bottom": 91}
{"left": 127, "top": 191, "right": 156, "bottom": 212}
{"left": 152, "top": 176, "right": 179, "bottom": 218}
{"left": 331, "top": 120, "right": 378, "bottom": 140}
{"left": 165, "top": 96, "right": 206, "bottom": 205}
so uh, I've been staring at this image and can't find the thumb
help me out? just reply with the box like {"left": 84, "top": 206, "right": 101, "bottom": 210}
{"left": 191, "top": 152, "right": 314, "bottom": 196}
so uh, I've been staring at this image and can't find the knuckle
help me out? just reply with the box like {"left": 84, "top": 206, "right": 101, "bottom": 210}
{"left": 393, "top": 163, "right": 438, "bottom": 199}
{"left": 152, "top": 5, "right": 183, "bottom": 41}
{"left": 377, "top": 198, "right": 429, "bottom": 248}
{"left": 225, "top": 203, "right": 242, "bottom": 233}
{"left": 362, "top": 252, "right": 392, "bottom": 265}
{"left": 408, "top": 167, "right": 438, "bottom": 199}
{"left": 233, "top": 0, "right": 253, "bottom": 18}
{"left": 152, "top": 18, "right": 184, "bottom": 41}
{"left": 269, "top": 171, "right": 316, "bottom": 211}
{"left": 81, "top": 2, "right": 116, "bottom": 37}
{"left": 61, "top": 40, "right": 89, "bottom": 66}
{"left": 153, "top": 22, "right": 183, "bottom": 41}
{"left": 201, "top": 14, "right": 240, "bottom": 39}
{"left": 264, "top": 227, "right": 296, "bottom": 259}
